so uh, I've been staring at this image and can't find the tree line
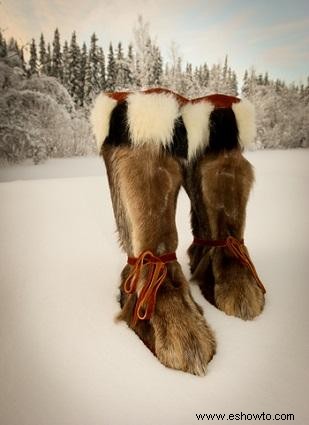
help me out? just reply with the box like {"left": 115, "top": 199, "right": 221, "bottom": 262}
{"left": 0, "top": 16, "right": 309, "bottom": 150}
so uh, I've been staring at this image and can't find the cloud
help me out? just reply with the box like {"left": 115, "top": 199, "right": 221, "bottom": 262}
{"left": 246, "top": 17, "right": 309, "bottom": 45}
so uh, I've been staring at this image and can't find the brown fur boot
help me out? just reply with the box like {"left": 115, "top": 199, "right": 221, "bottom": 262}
{"left": 91, "top": 91, "right": 216, "bottom": 375}
{"left": 183, "top": 103, "right": 265, "bottom": 320}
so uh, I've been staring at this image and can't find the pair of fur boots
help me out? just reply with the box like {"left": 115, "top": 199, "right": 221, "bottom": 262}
{"left": 91, "top": 89, "right": 265, "bottom": 376}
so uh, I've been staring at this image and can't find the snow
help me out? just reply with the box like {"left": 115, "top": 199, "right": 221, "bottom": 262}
{"left": 0, "top": 150, "right": 308, "bottom": 425}
{"left": 0, "top": 156, "right": 103, "bottom": 182}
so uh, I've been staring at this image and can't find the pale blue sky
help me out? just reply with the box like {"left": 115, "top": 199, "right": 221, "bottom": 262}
{"left": 1, "top": 0, "right": 308, "bottom": 84}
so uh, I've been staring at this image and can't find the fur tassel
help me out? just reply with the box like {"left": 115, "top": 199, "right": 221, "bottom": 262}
{"left": 181, "top": 101, "right": 214, "bottom": 160}
{"left": 232, "top": 99, "right": 256, "bottom": 148}
{"left": 126, "top": 92, "right": 180, "bottom": 148}
{"left": 90, "top": 93, "right": 118, "bottom": 151}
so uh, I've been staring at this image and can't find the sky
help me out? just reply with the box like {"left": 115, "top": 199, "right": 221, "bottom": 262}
{"left": 1, "top": 0, "right": 308, "bottom": 85}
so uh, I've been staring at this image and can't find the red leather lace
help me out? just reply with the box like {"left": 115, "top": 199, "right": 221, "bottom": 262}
{"left": 193, "top": 236, "right": 266, "bottom": 294}
{"left": 124, "top": 250, "right": 177, "bottom": 325}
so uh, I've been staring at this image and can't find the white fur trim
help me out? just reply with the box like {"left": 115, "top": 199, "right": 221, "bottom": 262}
{"left": 126, "top": 92, "right": 180, "bottom": 148}
{"left": 232, "top": 99, "right": 256, "bottom": 148}
{"left": 90, "top": 93, "right": 118, "bottom": 151}
{"left": 181, "top": 101, "right": 214, "bottom": 160}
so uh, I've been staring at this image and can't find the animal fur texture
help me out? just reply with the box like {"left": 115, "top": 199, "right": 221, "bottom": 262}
{"left": 91, "top": 88, "right": 264, "bottom": 375}
{"left": 185, "top": 150, "right": 265, "bottom": 319}
{"left": 103, "top": 144, "right": 216, "bottom": 375}
{"left": 90, "top": 89, "right": 256, "bottom": 156}
{"left": 90, "top": 93, "right": 117, "bottom": 150}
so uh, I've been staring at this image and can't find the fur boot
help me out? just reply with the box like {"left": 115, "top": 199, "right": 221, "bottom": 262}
{"left": 183, "top": 99, "right": 266, "bottom": 320}
{"left": 91, "top": 91, "right": 216, "bottom": 375}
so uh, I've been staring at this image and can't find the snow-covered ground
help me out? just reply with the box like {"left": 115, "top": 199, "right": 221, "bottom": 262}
{"left": 0, "top": 156, "right": 103, "bottom": 182}
{"left": 0, "top": 150, "right": 308, "bottom": 425}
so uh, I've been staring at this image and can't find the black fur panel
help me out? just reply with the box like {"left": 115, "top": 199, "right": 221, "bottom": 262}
{"left": 105, "top": 102, "right": 189, "bottom": 159}
{"left": 207, "top": 108, "right": 239, "bottom": 152}
{"left": 167, "top": 117, "right": 188, "bottom": 159}
{"left": 104, "top": 101, "right": 130, "bottom": 147}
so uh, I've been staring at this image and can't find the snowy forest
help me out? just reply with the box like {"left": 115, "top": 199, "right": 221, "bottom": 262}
{"left": 1, "top": 17, "right": 309, "bottom": 164}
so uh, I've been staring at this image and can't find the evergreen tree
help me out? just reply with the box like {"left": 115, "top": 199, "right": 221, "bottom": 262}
{"left": 208, "top": 63, "right": 221, "bottom": 93}
{"left": 143, "top": 37, "right": 155, "bottom": 86}
{"left": 257, "top": 73, "right": 264, "bottom": 85}
{"left": 39, "top": 33, "right": 46, "bottom": 74}
{"left": 106, "top": 43, "right": 116, "bottom": 91}
{"left": 29, "top": 38, "right": 38, "bottom": 75}
{"left": 152, "top": 45, "right": 163, "bottom": 86}
{"left": 7, "top": 37, "right": 19, "bottom": 54}
{"left": 19, "top": 47, "right": 26, "bottom": 71}
{"left": 242, "top": 69, "right": 251, "bottom": 97}
{"left": 115, "top": 42, "right": 127, "bottom": 89}
{"left": 302, "top": 76, "right": 309, "bottom": 105}
{"left": 0, "top": 29, "right": 7, "bottom": 57}
{"left": 45, "top": 43, "right": 52, "bottom": 76}
{"left": 202, "top": 63, "right": 209, "bottom": 87}
{"left": 230, "top": 71, "right": 238, "bottom": 95}
{"left": 127, "top": 44, "right": 134, "bottom": 87}
{"left": 84, "top": 57, "right": 92, "bottom": 103}
{"left": 84, "top": 33, "right": 101, "bottom": 103}
{"left": 183, "top": 62, "right": 199, "bottom": 97}
{"left": 79, "top": 43, "right": 88, "bottom": 105}
{"left": 52, "top": 28, "right": 62, "bottom": 80}
{"left": 68, "top": 31, "right": 81, "bottom": 104}
{"left": 98, "top": 46, "right": 106, "bottom": 90}
{"left": 222, "top": 55, "right": 228, "bottom": 84}
{"left": 62, "top": 40, "right": 70, "bottom": 87}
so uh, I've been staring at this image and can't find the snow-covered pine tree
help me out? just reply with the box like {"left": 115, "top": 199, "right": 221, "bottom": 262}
{"left": 301, "top": 76, "right": 309, "bottom": 105}
{"left": 106, "top": 43, "right": 116, "bottom": 91}
{"left": 202, "top": 63, "right": 210, "bottom": 87}
{"left": 89, "top": 33, "right": 100, "bottom": 92}
{"left": 242, "top": 68, "right": 257, "bottom": 97}
{"left": 152, "top": 45, "right": 163, "bottom": 86}
{"left": 208, "top": 63, "right": 221, "bottom": 93}
{"left": 79, "top": 42, "right": 88, "bottom": 105}
{"left": 126, "top": 44, "right": 134, "bottom": 87}
{"left": 52, "top": 28, "right": 62, "bottom": 80}
{"left": 7, "top": 37, "right": 19, "bottom": 54}
{"left": 19, "top": 47, "right": 26, "bottom": 72}
{"left": 242, "top": 70, "right": 249, "bottom": 96}
{"left": 39, "top": 33, "right": 47, "bottom": 75}
{"left": 115, "top": 42, "right": 128, "bottom": 90}
{"left": 83, "top": 33, "right": 101, "bottom": 103}
{"left": 194, "top": 65, "right": 202, "bottom": 87}
{"left": 257, "top": 73, "right": 264, "bottom": 85}
{"left": 83, "top": 56, "right": 92, "bottom": 104}
{"left": 29, "top": 38, "right": 38, "bottom": 76}
{"left": 68, "top": 31, "right": 81, "bottom": 105}
{"left": 62, "top": 40, "right": 70, "bottom": 88}
{"left": 220, "top": 55, "right": 228, "bottom": 92}
{"left": 182, "top": 63, "right": 199, "bottom": 97}
{"left": 0, "top": 29, "right": 7, "bottom": 57}
{"left": 45, "top": 43, "right": 52, "bottom": 76}
{"left": 230, "top": 71, "right": 238, "bottom": 95}
{"left": 98, "top": 47, "right": 106, "bottom": 91}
